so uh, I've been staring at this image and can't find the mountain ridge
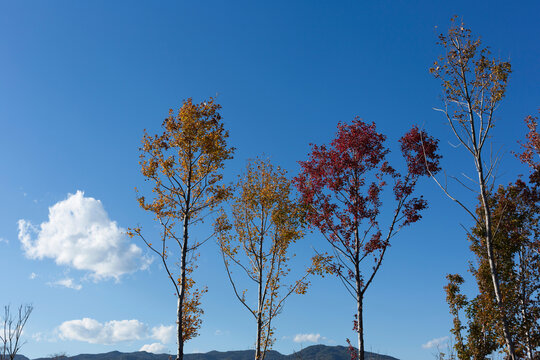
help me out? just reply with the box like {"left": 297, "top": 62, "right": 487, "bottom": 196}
{"left": 17, "top": 345, "right": 398, "bottom": 360}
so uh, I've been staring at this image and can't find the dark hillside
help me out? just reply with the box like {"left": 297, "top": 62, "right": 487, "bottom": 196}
{"left": 23, "top": 345, "right": 398, "bottom": 360}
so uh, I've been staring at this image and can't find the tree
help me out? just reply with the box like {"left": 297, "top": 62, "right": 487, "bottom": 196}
{"left": 215, "top": 158, "right": 326, "bottom": 360}
{"left": 428, "top": 17, "right": 515, "bottom": 359}
{"left": 443, "top": 178, "right": 540, "bottom": 360}
{"left": 0, "top": 305, "right": 33, "bottom": 360}
{"left": 518, "top": 112, "right": 540, "bottom": 261}
{"left": 474, "top": 182, "right": 539, "bottom": 359}
{"left": 443, "top": 274, "right": 498, "bottom": 360}
{"left": 128, "top": 98, "right": 234, "bottom": 360}
{"left": 294, "top": 119, "right": 440, "bottom": 360}
{"left": 519, "top": 113, "right": 540, "bottom": 188}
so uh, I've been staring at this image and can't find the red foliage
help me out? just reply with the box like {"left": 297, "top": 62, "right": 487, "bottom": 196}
{"left": 518, "top": 112, "right": 540, "bottom": 184}
{"left": 399, "top": 125, "right": 441, "bottom": 176}
{"left": 294, "top": 118, "right": 440, "bottom": 360}
{"left": 293, "top": 118, "right": 441, "bottom": 259}
{"left": 346, "top": 338, "right": 358, "bottom": 360}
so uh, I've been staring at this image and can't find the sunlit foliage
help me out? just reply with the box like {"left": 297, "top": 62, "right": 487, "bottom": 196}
{"left": 128, "top": 98, "right": 234, "bottom": 360}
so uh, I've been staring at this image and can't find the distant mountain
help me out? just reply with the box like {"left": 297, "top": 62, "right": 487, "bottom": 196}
{"left": 19, "top": 344, "right": 399, "bottom": 360}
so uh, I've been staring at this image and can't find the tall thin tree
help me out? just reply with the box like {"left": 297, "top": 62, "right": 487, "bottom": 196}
{"left": 428, "top": 17, "right": 514, "bottom": 359}
{"left": 128, "top": 98, "right": 234, "bottom": 360}
{"left": 294, "top": 119, "right": 440, "bottom": 360}
{"left": 215, "top": 158, "right": 326, "bottom": 360}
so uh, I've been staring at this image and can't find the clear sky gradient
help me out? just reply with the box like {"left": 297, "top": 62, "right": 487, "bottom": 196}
{"left": 1, "top": 1, "right": 539, "bottom": 360}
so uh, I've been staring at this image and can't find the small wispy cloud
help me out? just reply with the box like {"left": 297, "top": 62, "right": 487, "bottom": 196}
{"left": 32, "top": 331, "right": 57, "bottom": 343}
{"left": 29, "top": 272, "right": 37, "bottom": 280}
{"left": 214, "top": 329, "right": 230, "bottom": 336}
{"left": 48, "top": 278, "right": 82, "bottom": 290}
{"left": 422, "top": 336, "right": 449, "bottom": 349}
{"left": 0, "top": 237, "right": 8, "bottom": 244}
{"left": 293, "top": 333, "right": 323, "bottom": 343}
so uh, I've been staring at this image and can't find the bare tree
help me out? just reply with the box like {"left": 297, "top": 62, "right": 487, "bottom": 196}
{"left": 0, "top": 305, "right": 33, "bottom": 360}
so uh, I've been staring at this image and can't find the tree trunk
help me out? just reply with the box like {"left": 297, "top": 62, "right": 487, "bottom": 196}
{"left": 519, "top": 248, "right": 533, "bottom": 360}
{"left": 255, "top": 313, "right": 263, "bottom": 360}
{"left": 476, "top": 156, "right": 516, "bottom": 360}
{"left": 353, "top": 225, "right": 364, "bottom": 360}
{"left": 177, "top": 208, "right": 190, "bottom": 360}
{"left": 177, "top": 295, "right": 183, "bottom": 360}
{"left": 255, "top": 231, "right": 264, "bottom": 360}
{"left": 357, "top": 296, "right": 364, "bottom": 360}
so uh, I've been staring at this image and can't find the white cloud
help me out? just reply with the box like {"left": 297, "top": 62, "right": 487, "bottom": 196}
{"left": 48, "top": 278, "right": 82, "bottom": 290}
{"left": 151, "top": 325, "right": 174, "bottom": 344}
{"left": 29, "top": 272, "right": 37, "bottom": 280}
{"left": 0, "top": 237, "right": 8, "bottom": 244}
{"left": 32, "top": 332, "right": 44, "bottom": 342}
{"left": 140, "top": 343, "right": 167, "bottom": 354}
{"left": 422, "top": 336, "right": 449, "bottom": 349}
{"left": 58, "top": 318, "right": 147, "bottom": 344}
{"left": 32, "top": 331, "right": 57, "bottom": 343}
{"left": 18, "top": 191, "right": 151, "bottom": 281}
{"left": 294, "top": 333, "right": 322, "bottom": 343}
{"left": 57, "top": 318, "right": 175, "bottom": 346}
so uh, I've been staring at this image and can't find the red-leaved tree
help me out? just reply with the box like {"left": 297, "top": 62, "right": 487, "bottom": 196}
{"left": 294, "top": 118, "right": 441, "bottom": 360}
{"left": 519, "top": 112, "right": 540, "bottom": 182}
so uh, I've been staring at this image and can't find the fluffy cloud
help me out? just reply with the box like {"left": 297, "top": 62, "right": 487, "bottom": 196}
{"left": 18, "top": 191, "right": 151, "bottom": 280}
{"left": 58, "top": 318, "right": 174, "bottom": 347}
{"left": 293, "top": 333, "right": 322, "bottom": 343}
{"left": 49, "top": 278, "right": 82, "bottom": 290}
{"left": 422, "top": 336, "right": 449, "bottom": 349}
{"left": 140, "top": 343, "right": 167, "bottom": 354}
{"left": 151, "top": 325, "right": 174, "bottom": 344}
{"left": 59, "top": 318, "right": 147, "bottom": 344}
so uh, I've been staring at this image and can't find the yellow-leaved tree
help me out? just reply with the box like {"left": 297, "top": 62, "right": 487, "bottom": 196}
{"left": 128, "top": 98, "right": 234, "bottom": 360}
{"left": 215, "top": 158, "right": 329, "bottom": 360}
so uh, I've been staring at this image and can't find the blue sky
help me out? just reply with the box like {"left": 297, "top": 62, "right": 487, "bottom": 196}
{"left": 1, "top": 1, "right": 539, "bottom": 359}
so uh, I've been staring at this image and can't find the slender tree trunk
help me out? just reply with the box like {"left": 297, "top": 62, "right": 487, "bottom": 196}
{"left": 353, "top": 225, "right": 364, "bottom": 360}
{"left": 519, "top": 248, "right": 534, "bottom": 360}
{"left": 177, "top": 177, "right": 191, "bottom": 360}
{"left": 255, "top": 232, "right": 264, "bottom": 360}
{"left": 176, "top": 295, "right": 183, "bottom": 360}
{"left": 476, "top": 155, "right": 516, "bottom": 360}
{"left": 357, "top": 296, "right": 364, "bottom": 360}
{"left": 177, "top": 213, "right": 189, "bottom": 360}
{"left": 255, "top": 312, "right": 263, "bottom": 360}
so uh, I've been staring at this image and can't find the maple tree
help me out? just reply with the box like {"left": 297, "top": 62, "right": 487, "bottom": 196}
{"left": 294, "top": 119, "right": 440, "bottom": 360}
{"left": 215, "top": 158, "right": 327, "bottom": 360}
{"left": 128, "top": 98, "right": 234, "bottom": 360}
{"left": 428, "top": 17, "right": 516, "bottom": 359}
